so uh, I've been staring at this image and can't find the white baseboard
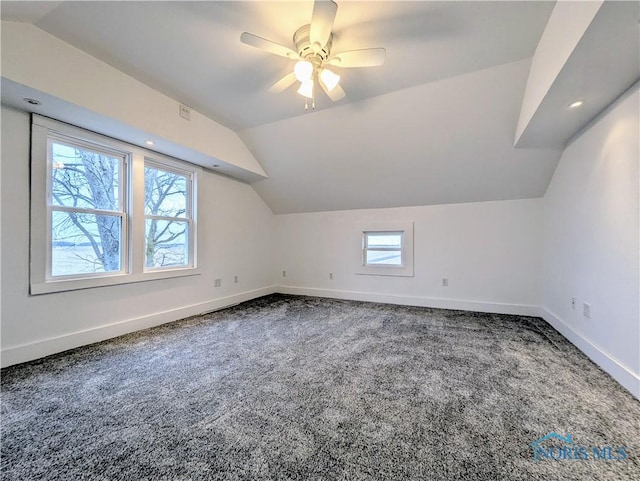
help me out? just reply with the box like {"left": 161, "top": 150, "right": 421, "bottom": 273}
{"left": 279, "top": 287, "right": 639, "bottom": 399}
{"left": 4, "top": 286, "right": 637, "bottom": 402}
{"left": 0, "top": 286, "right": 276, "bottom": 368}
{"left": 277, "top": 285, "right": 540, "bottom": 317}
{"left": 539, "top": 307, "right": 640, "bottom": 400}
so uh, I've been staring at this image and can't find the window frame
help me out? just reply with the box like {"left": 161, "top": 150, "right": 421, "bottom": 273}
{"left": 355, "top": 222, "right": 414, "bottom": 277}
{"left": 362, "top": 230, "right": 405, "bottom": 268}
{"left": 46, "top": 134, "right": 130, "bottom": 281}
{"left": 142, "top": 158, "right": 196, "bottom": 272}
{"left": 30, "top": 114, "right": 200, "bottom": 295}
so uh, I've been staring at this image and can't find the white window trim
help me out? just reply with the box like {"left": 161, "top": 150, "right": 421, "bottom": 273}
{"left": 142, "top": 158, "right": 197, "bottom": 273}
{"left": 355, "top": 221, "right": 414, "bottom": 277}
{"left": 30, "top": 114, "right": 201, "bottom": 295}
{"left": 45, "top": 134, "right": 130, "bottom": 281}
{"left": 363, "top": 230, "right": 405, "bottom": 268}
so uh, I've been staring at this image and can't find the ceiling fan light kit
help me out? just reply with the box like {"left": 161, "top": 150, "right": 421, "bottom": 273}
{"left": 294, "top": 60, "right": 313, "bottom": 83}
{"left": 297, "top": 79, "right": 314, "bottom": 99}
{"left": 320, "top": 68, "right": 340, "bottom": 92}
{"left": 240, "top": 0, "right": 385, "bottom": 110}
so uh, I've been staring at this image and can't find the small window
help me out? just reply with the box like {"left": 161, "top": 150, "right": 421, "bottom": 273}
{"left": 355, "top": 222, "right": 414, "bottom": 277}
{"left": 363, "top": 231, "right": 403, "bottom": 266}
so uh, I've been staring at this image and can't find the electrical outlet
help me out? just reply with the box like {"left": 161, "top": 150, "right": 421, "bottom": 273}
{"left": 214, "top": 278, "right": 221, "bottom": 287}
{"left": 234, "top": 276, "right": 238, "bottom": 284}
{"left": 442, "top": 278, "right": 448, "bottom": 287}
{"left": 282, "top": 270, "right": 287, "bottom": 278}
{"left": 179, "top": 104, "right": 191, "bottom": 121}
{"left": 329, "top": 273, "right": 333, "bottom": 280}
{"left": 571, "top": 297, "right": 576, "bottom": 310}
{"left": 583, "top": 302, "right": 591, "bottom": 319}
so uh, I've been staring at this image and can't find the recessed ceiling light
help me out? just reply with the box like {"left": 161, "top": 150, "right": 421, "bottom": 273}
{"left": 145, "top": 140, "right": 155, "bottom": 146}
{"left": 569, "top": 100, "right": 583, "bottom": 108}
{"left": 23, "top": 98, "right": 41, "bottom": 105}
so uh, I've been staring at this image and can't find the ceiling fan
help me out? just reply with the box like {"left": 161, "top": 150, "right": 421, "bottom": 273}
{"left": 240, "top": 0, "right": 386, "bottom": 109}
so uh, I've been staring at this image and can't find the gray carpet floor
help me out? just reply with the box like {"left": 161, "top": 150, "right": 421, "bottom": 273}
{"left": 1, "top": 294, "right": 639, "bottom": 480}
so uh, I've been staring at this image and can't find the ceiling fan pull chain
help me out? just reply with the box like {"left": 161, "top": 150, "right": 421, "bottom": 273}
{"left": 305, "top": 98, "right": 309, "bottom": 110}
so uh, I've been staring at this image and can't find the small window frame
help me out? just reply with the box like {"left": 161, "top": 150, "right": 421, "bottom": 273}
{"left": 355, "top": 222, "right": 414, "bottom": 277}
{"left": 363, "top": 231, "right": 405, "bottom": 268}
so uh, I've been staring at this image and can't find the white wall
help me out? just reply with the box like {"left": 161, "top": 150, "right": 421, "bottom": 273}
{"left": 541, "top": 87, "right": 639, "bottom": 398}
{"left": 2, "top": 95, "right": 637, "bottom": 400}
{"left": 0, "top": 106, "right": 276, "bottom": 366}
{"left": 1, "top": 21, "right": 266, "bottom": 181}
{"left": 275, "top": 199, "right": 543, "bottom": 316}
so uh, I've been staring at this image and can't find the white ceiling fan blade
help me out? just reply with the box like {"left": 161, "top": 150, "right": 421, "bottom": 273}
{"left": 320, "top": 81, "right": 346, "bottom": 102}
{"left": 329, "top": 48, "right": 386, "bottom": 68}
{"left": 240, "top": 32, "right": 299, "bottom": 60}
{"left": 310, "top": 0, "right": 338, "bottom": 48}
{"left": 268, "top": 73, "right": 297, "bottom": 94}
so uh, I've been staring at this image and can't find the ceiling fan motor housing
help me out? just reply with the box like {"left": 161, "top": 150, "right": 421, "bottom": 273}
{"left": 294, "top": 24, "right": 332, "bottom": 63}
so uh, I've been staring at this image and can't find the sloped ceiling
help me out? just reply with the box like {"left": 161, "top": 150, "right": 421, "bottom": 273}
{"left": 1, "top": 1, "right": 556, "bottom": 130}
{"left": 0, "top": 1, "right": 577, "bottom": 214}
{"left": 515, "top": 0, "right": 640, "bottom": 148}
{"left": 242, "top": 58, "right": 562, "bottom": 214}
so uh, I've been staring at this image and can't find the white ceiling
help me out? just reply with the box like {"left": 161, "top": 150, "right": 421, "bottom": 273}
{"left": 2, "top": 1, "right": 634, "bottom": 214}
{"left": 242, "top": 57, "right": 562, "bottom": 214}
{"left": 1, "top": 1, "right": 555, "bottom": 130}
{"left": 515, "top": 0, "right": 640, "bottom": 148}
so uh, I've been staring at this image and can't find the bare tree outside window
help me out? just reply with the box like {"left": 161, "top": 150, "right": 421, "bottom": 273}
{"left": 32, "top": 116, "right": 198, "bottom": 294}
{"left": 50, "top": 144, "right": 191, "bottom": 276}
{"left": 51, "top": 142, "right": 123, "bottom": 276}
{"left": 144, "top": 165, "right": 190, "bottom": 268}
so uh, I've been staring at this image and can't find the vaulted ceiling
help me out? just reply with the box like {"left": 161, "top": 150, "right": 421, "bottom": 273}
{"left": 2, "top": 1, "right": 637, "bottom": 214}
{"left": 3, "top": 1, "right": 556, "bottom": 130}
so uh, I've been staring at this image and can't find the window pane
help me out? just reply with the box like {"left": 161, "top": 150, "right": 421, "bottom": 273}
{"left": 51, "top": 211, "right": 122, "bottom": 276}
{"left": 51, "top": 142, "right": 120, "bottom": 210}
{"left": 144, "top": 166, "right": 187, "bottom": 217}
{"left": 366, "top": 250, "right": 402, "bottom": 266}
{"left": 366, "top": 233, "right": 402, "bottom": 249}
{"left": 145, "top": 219, "right": 189, "bottom": 268}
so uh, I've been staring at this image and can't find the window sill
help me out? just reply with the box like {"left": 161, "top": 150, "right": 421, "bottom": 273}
{"left": 355, "top": 267, "right": 414, "bottom": 277}
{"left": 30, "top": 268, "right": 201, "bottom": 295}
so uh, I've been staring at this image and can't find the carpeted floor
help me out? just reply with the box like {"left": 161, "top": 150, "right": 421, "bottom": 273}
{"left": 1, "top": 294, "right": 639, "bottom": 480}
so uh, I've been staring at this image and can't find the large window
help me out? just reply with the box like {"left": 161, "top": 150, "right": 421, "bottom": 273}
{"left": 49, "top": 138, "right": 127, "bottom": 278}
{"left": 355, "top": 222, "right": 414, "bottom": 277}
{"left": 31, "top": 115, "right": 199, "bottom": 294}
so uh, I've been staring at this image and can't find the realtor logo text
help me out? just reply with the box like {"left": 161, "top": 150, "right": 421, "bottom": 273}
{"left": 531, "top": 432, "right": 628, "bottom": 462}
